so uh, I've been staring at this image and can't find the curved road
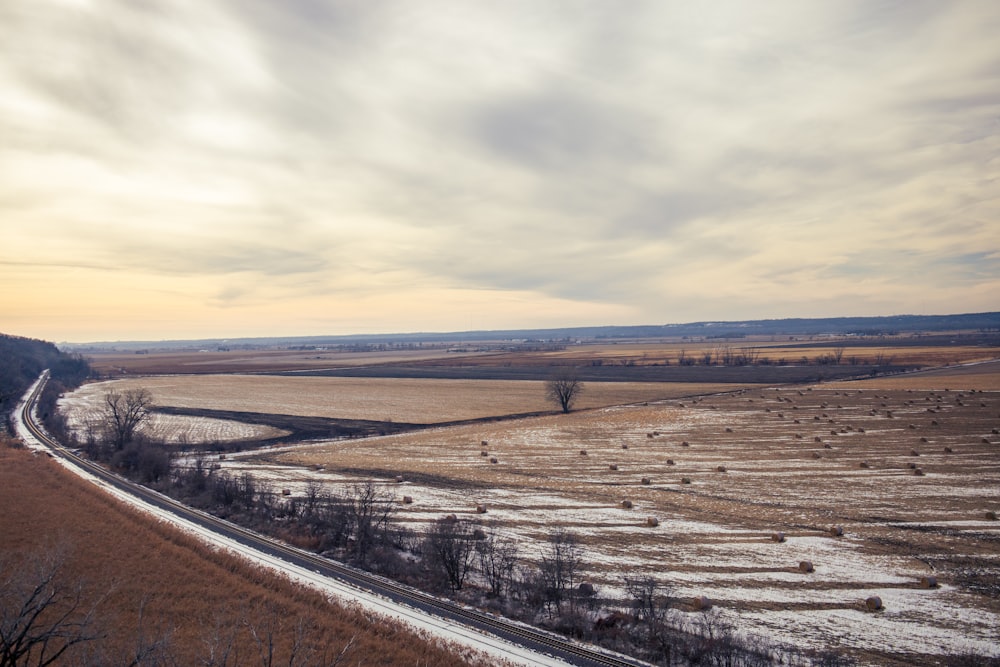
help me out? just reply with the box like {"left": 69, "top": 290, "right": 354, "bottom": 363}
{"left": 18, "top": 372, "right": 647, "bottom": 667}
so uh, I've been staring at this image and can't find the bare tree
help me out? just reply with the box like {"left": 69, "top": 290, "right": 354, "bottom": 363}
{"left": 347, "top": 481, "right": 395, "bottom": 564}
{"left": 101, "top": 388, "right": 153, "bottom": 450}
{"left": 476, "top": 526, "right": 519, "bottom": 599}
{"left": 624, "top": 575, "right": 675, "bottom": 663}
{"left": 0, "top": 548, "right": 100, "bottom": 667}
{"left": 539, "top": 529, "right": 582, "bottom": 614}
{"left": 424, "top": 517, "right": 477, "bottom": 591}
{"left": 545, "top": 371, "right": 583, "bottom": 414}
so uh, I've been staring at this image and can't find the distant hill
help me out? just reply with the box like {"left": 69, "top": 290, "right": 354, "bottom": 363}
{"left": 62, "top": 311, "right": 1000, "bottom": 352}
{"left": 0, "top": 334, "right": 91, "bottom": 421}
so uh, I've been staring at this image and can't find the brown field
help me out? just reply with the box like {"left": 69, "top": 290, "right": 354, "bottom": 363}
{"left": 55, "top": 343, "right": 1000, "bottom": 664}
{"left": 84, "top": 338, "right": 1000, "bottom": 377}
{"left": 0, "top": 441, "right": 481, "bottom": 666}
{"left": 64, "top": 375, "right": 748, "bottom": 425}
{"left": 255, "top": 365, "right": 1000, "bottom": 665}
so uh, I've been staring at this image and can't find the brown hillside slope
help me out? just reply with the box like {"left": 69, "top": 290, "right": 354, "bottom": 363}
{"left": 0, "top": 438, "right": 480, "bottom": 666}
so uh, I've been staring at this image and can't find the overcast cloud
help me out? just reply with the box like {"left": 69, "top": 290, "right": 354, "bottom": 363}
{"left": 2, "top": 1, "right": 998, "bottom": 341}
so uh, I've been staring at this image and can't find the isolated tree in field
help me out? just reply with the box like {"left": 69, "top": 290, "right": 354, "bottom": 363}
{"left": 545, "top": 371, "right": 583, "bottom": 413}
{"left": 101, "top": 387, "right": 153, "bottom": 450}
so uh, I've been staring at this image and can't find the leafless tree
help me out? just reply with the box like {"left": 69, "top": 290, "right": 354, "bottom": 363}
{"left": 624, "top": 575, "right": 675, "bottom": 663}
{"left": 539, "top": 529, "right": 582, "bottom": 614}
{"left": 348, "top": 481, "right": 395, "bottom": 564}
{"left": 476, "top": 526, "right": 519, "bottom": 599}
{"left": 424, "top": 517, "right": 477, "bottom": 591}
{"left": 0, "top": 548, "right": 100, "bottom": 667}
{"left": 833, "top": 346, "right": 846, "bottom": 364}
{"left": 545, "top": 371, "right": 583, "bottom": 414}
{"left": 101, "top": 388, "right": 153, "bottom": 450}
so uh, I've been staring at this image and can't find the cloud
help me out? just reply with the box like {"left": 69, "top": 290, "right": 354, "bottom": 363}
{"left": 1, "top": 1, "right": 998, "bottom": 341}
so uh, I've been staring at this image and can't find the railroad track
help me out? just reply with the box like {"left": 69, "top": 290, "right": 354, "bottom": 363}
{"left": 19, "top": 372, "right": 647, "bottom": 667}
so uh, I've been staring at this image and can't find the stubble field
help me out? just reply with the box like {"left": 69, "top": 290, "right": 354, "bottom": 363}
{"left": 57, "top": 352, "right": 1000, "bottom": 665}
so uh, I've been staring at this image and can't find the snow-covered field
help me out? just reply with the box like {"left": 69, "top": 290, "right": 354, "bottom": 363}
{"left": 58, "top": 376, "right": 1000, "bottom": 664}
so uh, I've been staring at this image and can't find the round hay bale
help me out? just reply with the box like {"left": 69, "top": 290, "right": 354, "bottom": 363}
{"left": 865, "top": 596, "right": 883, "bottom": 612}
{"left": 993, "top": 428, "right": 1000, "bottom": 435}
{"left": 681, "top": 441, "right": 690, "bottom": 447}
{"left": 481, "top": 450, "right": 489, "bottom": 456}
{"left": 666, "top": 459, "right": 675, "bottom": 465}
{"left": 910, "top": 449, "right": 920, "bottom": 456}
{"left": 443, "top": 513, "right": 458, "bottom": 522}
{"left": 473, "top": 528, "right": 486, "bottom": 540}
{"left": 681, "top": 477, "right": 692, "bottom": 484}
{"left": 622, "top": 443, "right": 629, "bottom": 449}
{"left": 641, "top": 477, "right": 652, "bottom": 485}
{"left": 920, "top": 576, "right": 938, "bottom": 589}
{"left": 829, "top": 525, "right": 844, "bottom": 537}
{"left": 281, "top": 488, "right": 291, "bottom": 496}
{"left": 580, "top": 449, "right": 588, "bottom": 456}
{"left": 475, "top": 504, "right": 487, "bottom": 514}
{"left": 815, "top": 436, "right": 822, "bottom": 443}
{"left": 770, "top": 531, "right": 785, "bottom": 543}
{"left": 646, "top": 433, "right": 654, "bottom": 438}
{"left": 798, "top": 560, "right": 814, "bottom": 573}
{"left": 577, "top": 582, "right": 595, "bottom": 596}
{"left": 824, "top": 443, "right": 833, "bottom": 449}
{"left": 985, "top": 510, "right": 998, "bottom": 521}
{"left": 931, "top": 420, "right": 939, "bottom": 426}
{"left": 481, "top": 440, "right": 488, "bottom": 446}
{"left": 395, "top": 475, "right": 405, "bottom": 483}
{"left": 691, "top": 595, "right": 712, "bottom": 611}
{"left": 609, "top": 463, "right": 619, "bottom": 471}
{"left": 795, "top": 433, "right": 803, "bottom": 439}
{"left": 402, "top": 495, "right": 413, "bottom": 504}
{"left": 646, "top": 516, "right": 659, "bottom": 527}
{"left": 859, "top": 461, "right": 870, "bottom": 469}
{"left": 943, "top": 446, "right": 953, "bottom": 453}
{"left": 920, "top": 437, "right": 928, "bottom": 443}
{"left": 913, "top": 468, "right": 925, "bottom": 476}
{"left": 725, "top": 427, "right": 733, "bottom": 433}
{"left": 716, "top": 465, "right": 727, "bottom": 473}
{"left": 982, "top": 438, "right": 991, "bottom": 444}
{"left": 621, "top": 499, "right": 633, "bottom": 509}
{"left": 909, "top": 424, "right": 916, "bottom": 429}
{"left": 812, "top": 452, "right": 822, "bottom": 459}
{"left": 489, "top": 457, "right": 498, "bottom": 464}
{"left": 654, "top": 431, "right": 661, "bottom": 436}
{"left": 858, "top": 427, "right": 865, "bottom": 433}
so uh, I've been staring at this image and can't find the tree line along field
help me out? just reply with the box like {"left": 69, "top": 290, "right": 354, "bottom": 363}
{"left": 81, "top": 334, "right": 1000, "bottom": 380}
{"left": 0, "top": 439, "right": 484, "bottom": 667}
{"left": 52, "top": 340, "right": 1000, "bottom": 664}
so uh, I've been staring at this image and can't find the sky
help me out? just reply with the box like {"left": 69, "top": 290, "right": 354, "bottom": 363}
{"left": 1, "top": 1, "right": 998, "bottom": 343}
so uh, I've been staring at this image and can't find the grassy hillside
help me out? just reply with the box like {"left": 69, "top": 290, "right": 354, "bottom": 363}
{"left": 0, "top": 439, "right": 480, "bottom": 666}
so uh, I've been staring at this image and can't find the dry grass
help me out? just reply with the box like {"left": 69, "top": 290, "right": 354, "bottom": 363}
{"left": 65, "top": 375, "right": 744, "bottom": 424}
{"left": 0, "top": 440, "right": 479, "bottom": 666}
{"left": 261, "top": 368, "right": 1000, "bottom": 664}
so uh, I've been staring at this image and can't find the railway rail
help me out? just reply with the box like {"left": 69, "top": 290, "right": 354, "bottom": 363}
{"left": 18, "top": 372, "right": 647, "bottom": 667}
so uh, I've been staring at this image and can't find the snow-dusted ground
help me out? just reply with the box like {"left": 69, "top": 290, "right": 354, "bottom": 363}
{"left": 58, "top": 381, "right": 291, "bottom": 444}
{"left": 17, "top": 378, "right": 582, "bottom": 667}
{"left": 54, "top": 377, "right": 1000, "bottom": 664}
